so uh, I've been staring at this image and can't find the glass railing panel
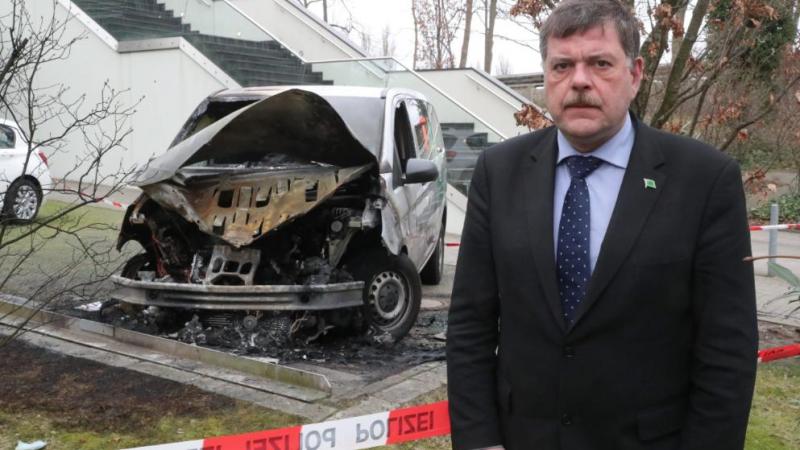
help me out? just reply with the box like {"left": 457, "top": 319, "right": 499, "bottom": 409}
{"left": 309, "top": 60, "right": 388, "bottom": 88}
{"left": 158, "top": 0, "right": 275, "bottom": 42}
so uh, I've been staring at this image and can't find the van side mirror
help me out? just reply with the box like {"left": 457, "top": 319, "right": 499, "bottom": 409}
{"left": 403, "top": 158, "right": 438, "bottom": 184}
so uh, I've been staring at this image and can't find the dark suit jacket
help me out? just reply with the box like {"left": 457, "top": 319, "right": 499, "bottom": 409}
{"left": 446, "top": 119, "right": 758, "bottom": 450}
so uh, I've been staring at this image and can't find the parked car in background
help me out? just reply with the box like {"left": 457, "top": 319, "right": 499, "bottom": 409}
{"left": 111, "top": 86, "right": 447, "bottom": 342}
{"left": 0, "top": 118, "right": 51, "bottom": 222}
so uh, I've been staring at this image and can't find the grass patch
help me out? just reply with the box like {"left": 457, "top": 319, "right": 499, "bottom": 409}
{"left": 746, "top": 361, "right": 800, "bottom": 449}
{"left": 0, "top": 200, "right": 132, "bottom": 302}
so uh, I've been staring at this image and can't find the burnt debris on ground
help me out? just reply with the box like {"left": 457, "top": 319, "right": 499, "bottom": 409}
{"left": 78, "top": 300, "right": 446, "bottom": 375}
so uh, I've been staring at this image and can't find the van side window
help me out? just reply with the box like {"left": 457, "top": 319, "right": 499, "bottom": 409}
{"left": 426, "top": 104, "right": 444, "bottom": 159}
{"left": 406, "top": 100, "right": 431, "bottom": 159}
{"left": 0, "top": 125, "right": 15, "bottom": 149}
{"left": 394, "top": 101, "right": 416, "bottom": 174}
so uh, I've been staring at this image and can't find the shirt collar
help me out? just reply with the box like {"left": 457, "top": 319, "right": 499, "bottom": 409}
{"left": 556, "top": 113, "right": 634, "bottom": 169}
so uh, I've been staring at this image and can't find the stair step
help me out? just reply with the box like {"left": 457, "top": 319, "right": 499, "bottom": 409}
{"left": 188, "top": 34, "right": 285, "bottom": 51}
{"left": 213, "top": 60, "right": 307, "bottom": 74}
{"left": 188, "top": 37, "right": 286, "bottom": 51}
{"left": 207, "top": 51, "right": 304, "bottom": 66}
{"left": 238, "top": 79, "right": 327, "bottom": 88}
{"left": 97, "top": 15, "right": 187, "bottom": 31}
{"left": 230, "top": 66, "right": 322, "bottom": 78}
{"left": 74, "top": 2, "right": 169, "bottom": 15}
{"left": 235, "top": 71, "right": 326, "bottom": 85}
{"left": 192, "top": 44, "right": 295, "bottom": 61}
{"left": 112, "top": 30, "right": 188, "bottom": 41}
{"left": 85, "top": 10, "right": 181, "bottom": 24}
{"left": 224, "top": 67, "right": 319, "bottom": 82}
{"left": 76, "top": 3, "right": 169, "bottom": 13}
{"left": 97, "top": 19, "right": 190, "bottom": 38}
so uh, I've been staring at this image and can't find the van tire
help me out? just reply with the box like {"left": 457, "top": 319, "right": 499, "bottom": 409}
{"left": 345, "top": 249, "right": 421, "bottom": 341}
{"left": 420, "top": 227, "right": 444, "bottom": 285}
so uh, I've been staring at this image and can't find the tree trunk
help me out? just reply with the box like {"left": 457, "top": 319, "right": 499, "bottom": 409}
{"left": 484, "top": 0, "right": 497, "bottom": 73}
{"left": 412, "top": 0, "right": 419, "bottom": 69}
{"left": 460, "top": 0, "right": 473, "bottom": 68}
{"left": 651, "top": 0, "right": 711, "bottom": 129}
{"left": 631, "top": 0, "right": 683, "bottom": 120}
{"left": 436, "top": 0, "right": 444, "bottom": 68}
{"left": 671, "top": 6, "right": 686, "bottom": 64}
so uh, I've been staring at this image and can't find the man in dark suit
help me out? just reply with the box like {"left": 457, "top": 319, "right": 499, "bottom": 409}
{"left": 446, "top": 1, "right": 758, "bottom": 449}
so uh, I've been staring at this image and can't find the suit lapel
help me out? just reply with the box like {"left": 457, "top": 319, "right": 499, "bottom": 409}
{"left": 570, "top": 122, "right": 666, "bottom": 331}
{"left": 523, "top": 128, "right": 567, "bottom": 333}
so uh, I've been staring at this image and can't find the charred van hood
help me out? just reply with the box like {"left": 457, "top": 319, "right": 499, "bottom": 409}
{"left": 126, "top": 88, "right": 381, "bottom": 247}
{"left": 134, "top": 88, "right": 380, "bottom": 186}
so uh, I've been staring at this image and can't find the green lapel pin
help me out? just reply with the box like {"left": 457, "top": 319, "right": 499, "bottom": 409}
{"left": 643, "top": 178, "right": 657, "bottom": 189}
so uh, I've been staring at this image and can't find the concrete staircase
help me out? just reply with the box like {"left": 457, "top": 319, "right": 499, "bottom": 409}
{"left": 71, "top": 0, "right": 328, "bottom": 86}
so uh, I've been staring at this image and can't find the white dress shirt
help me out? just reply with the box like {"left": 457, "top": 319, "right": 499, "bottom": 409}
{"left": 553, "top": 114, "right": 635, "bottom": 272}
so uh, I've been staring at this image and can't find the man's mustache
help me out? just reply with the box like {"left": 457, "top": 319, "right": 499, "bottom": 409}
{"left": 564, "top": 93, "right": 602, "bottom": 108}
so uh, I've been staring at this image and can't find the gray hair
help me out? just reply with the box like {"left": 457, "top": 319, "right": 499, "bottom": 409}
{"left": 539, "top": 0, "right": 640, "bottom": 63}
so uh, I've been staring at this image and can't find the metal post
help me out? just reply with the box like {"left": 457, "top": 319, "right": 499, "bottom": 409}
{"left": 768, "top": 202, "right": 779, "bottom": 277}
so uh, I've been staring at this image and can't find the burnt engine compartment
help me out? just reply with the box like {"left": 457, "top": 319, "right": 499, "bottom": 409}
{"left": 111, "top": 173, "right": 388, "bottom": 345}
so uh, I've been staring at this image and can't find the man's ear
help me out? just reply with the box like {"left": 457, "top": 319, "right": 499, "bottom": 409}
{"left": 631, "top": 56, "right": 645, "bottom": 93}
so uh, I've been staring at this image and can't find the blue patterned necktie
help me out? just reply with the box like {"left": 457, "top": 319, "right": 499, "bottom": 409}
{"left": 557, "top": 155, "right": 603, "bottom": 326}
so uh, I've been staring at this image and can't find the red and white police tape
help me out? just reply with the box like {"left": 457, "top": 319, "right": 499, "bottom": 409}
{"left": 123, "top": 344, "right": 800, "bottom": 450}
{"left": 758, "top": 343, "right": 800, "bottom": 363}
{"left": 749, "top": 223, "right": 800, "bottom": 231}
{"left": 98, "top": 197, "right": 129, "bottom": 209}
{"left": 124, "top": 401, "right": 450, "bottom": 450}
{"left": 75, "top": 191, "right": 130, "bottom": 210}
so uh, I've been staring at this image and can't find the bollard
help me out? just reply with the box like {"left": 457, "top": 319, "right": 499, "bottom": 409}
{"left": 768, "top": 202, "right": 779, "bottom": 276}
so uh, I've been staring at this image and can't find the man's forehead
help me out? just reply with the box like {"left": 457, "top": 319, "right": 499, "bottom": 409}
{"left": 545, "top": 23, "right": 624, "bottom": 58}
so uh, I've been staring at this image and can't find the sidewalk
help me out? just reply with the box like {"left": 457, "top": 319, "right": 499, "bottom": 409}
{"left": 751, "top": 230, "right": 800, "bottom": 327}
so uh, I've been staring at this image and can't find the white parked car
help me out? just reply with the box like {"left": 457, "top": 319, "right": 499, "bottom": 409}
{"left": 0, "top": 118, "right": 52, "bottom": 221}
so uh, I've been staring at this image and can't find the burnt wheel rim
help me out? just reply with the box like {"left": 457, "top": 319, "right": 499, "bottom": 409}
{"left": 368, "top": 271, "right": 408, "bottom": 326}
{"left": 13, "top": 185, "right": 38, "bottom": 220}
